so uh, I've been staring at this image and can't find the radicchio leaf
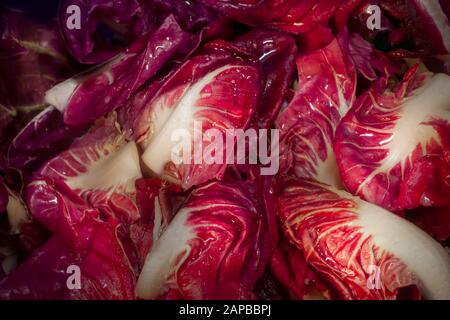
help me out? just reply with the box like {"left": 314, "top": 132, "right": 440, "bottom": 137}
{"left": 276, "top": 176, "right": 450, "bottom": 300}
{"left": 25, "top": 113, "right": 142, "bottom": 236}
{"left": 126, "top": 40, "right": 261, "bottom": 189}
{"left": 136, "top": 179, "right": 276, "bottom": 299}
{"left": 334, "top": 65, "right": 450, "bottom": 210}
{"left": 276, "top": 36, "right": 356, "bottom": 187}
{"left": 46, "top": 15, "right": 191, "bottom": 127}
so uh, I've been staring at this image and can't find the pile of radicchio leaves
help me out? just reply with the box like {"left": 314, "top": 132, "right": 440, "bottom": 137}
{"left": 0, "top": 0, "right": 449, "bottom": 300}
